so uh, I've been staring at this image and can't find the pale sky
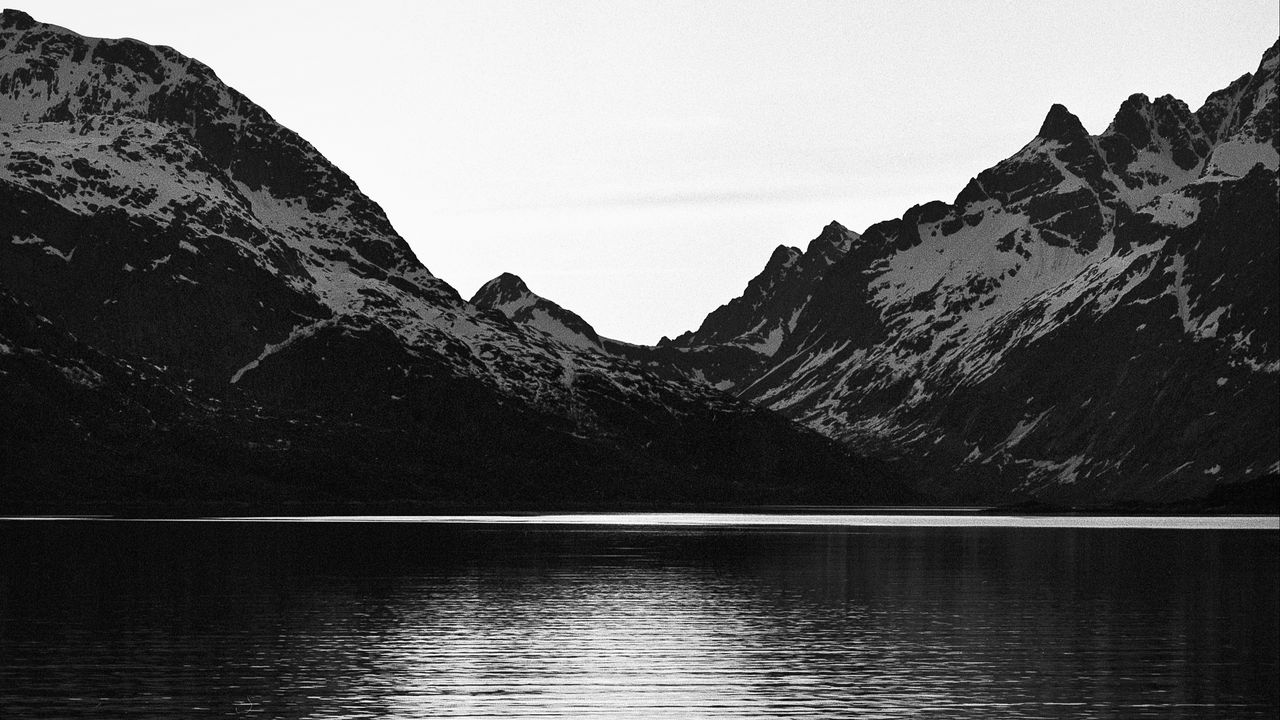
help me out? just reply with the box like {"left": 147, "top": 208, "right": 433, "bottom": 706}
{"left": 28, "top": 1, "right": 1280, "bottom": 343}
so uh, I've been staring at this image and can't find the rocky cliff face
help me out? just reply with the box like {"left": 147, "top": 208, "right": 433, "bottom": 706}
{"left": 0, "top": 9, "right": 907, "bottom": 510}
{"left": 644, "top": 39, "right": 1279, "bottom": 504}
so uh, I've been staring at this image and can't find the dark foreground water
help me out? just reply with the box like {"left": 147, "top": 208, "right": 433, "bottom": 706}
{"left": 1, "top": 517, "right": 1276, "bottom": 718}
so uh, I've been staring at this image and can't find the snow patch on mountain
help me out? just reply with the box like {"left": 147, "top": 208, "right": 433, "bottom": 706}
{"left": 1141, "top": 192, "right": 1202, "bottom": 227}
{"left": 230, "top": 317, "right": 337, "bottom": 384}
{"left": 1204, "top": 138, "right": 1280, "bottom": 176}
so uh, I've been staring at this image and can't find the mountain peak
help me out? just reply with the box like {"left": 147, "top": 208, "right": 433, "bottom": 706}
{"left": 1109, "top": 93, "right": 1154, "bottom": 147}
{"left": 766, "top": 244, "right": 802, "bottom": 267}
{"left": 1152, "top": 94, "right": 1190, "bottom": 114}
{"left": 0, "top": 9, "right": 36, "bottom": 30}
{"left": 1117, "top": 93, "right": 1153, "bottom": 118}
{"left": 1038, "top": 103, "right": 1089, "bottom": 142}
{"left": 954, "top": 176, "right": 989, "bottom": 206}
{"left": 1263, "top": 37, "right": 1279, "bottom": 67}
{"left": 807, "top": 220, "right": 857, "bottom": 256}
{"left": 469, "top": 273, "right": 603, "bottom": 350}
{"left": 490, "top": 271, "right": 531, "bottom": 293}
{"left": 470, "top": 272, "right": 533, "bottom": 308}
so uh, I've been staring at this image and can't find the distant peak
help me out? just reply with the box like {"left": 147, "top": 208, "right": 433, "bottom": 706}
{"left": 470, "top": 272, "right": 533, "bottom": 307}
{"left": 491, "top": 272, "right": 529, "bottom": 290}
{"left": 1038, "top": 103, "right": 1089, "bottom": 142}
{"left": 1116, "top": 93, "right": 1152, "bottom": 116}
{"left": 1110, "top": 94, "right": 1154, "bottom": 147}
{"left": 0, "top": 8, "right": 36, "bottom": 30}
{"left": 816, "top": 220, "right": 854, "bottom": 243}
{"left": 806, "top": 219, "right": 858, "bottom": 258}
{"left": 954, "top": 177, "right": 989, "bottom": 207}
{"left": 470, "top": 272, "right": 603, "bottom": 348}
{"left": 764, "top": 244, "right": 802, "bottom": 271}
{"left": 768, "top": 244, "right": 799, "bottom": 260}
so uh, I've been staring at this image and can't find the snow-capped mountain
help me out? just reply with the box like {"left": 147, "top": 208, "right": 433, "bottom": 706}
{"left": 471, "top": 273, "right": 603, "bottom": 352}
{"left": 669, "top": 221, "right": 859, "bottom": 360}
{"left": 4, "top": 7, "right": 1273, "bottom": 509}
{"left": 591, "top": 221, "right": 863, "bottom": 395}
{"left": 653, "top": 39, "right": 1279, "bottom": 504}
{"left": 0, "top": 9, "right": 907, "bottom": 510}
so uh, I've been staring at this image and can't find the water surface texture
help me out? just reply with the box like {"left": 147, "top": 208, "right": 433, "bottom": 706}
{"left": 1, "top": 519, "right": 1276, "bottom": 718}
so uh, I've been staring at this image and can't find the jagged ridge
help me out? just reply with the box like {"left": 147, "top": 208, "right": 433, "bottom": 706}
{"left": 640, "top": 38, "right": 1280, "bottom": 504}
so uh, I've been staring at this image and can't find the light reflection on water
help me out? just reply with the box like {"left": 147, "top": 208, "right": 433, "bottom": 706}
{"left": 210, "top": 513, "right": 1280, "bottom": 529}
{"left": 1, "top": 519, "right": 1276, "bottom": 718}
{"left": 8, "top": 512, "right": 1277, "bottom": 530}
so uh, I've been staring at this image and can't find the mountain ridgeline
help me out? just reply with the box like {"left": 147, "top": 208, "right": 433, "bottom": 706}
{"left": 481, "top": 40, "right": 1280, "bottom": 506}
{"left": 0, "top": 8, "right": 1275, "bottom": 510}
{"left": 0, "top": 9, "right": 907, "bottom": 511}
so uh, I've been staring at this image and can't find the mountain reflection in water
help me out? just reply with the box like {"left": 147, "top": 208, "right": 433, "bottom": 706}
{"left": 1, "top": 519, "right": 1276, "bottom": 718}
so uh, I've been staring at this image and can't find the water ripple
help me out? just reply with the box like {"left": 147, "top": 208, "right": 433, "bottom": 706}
{"left": 1, "top": 521, "right": 1276, "bottom": 718}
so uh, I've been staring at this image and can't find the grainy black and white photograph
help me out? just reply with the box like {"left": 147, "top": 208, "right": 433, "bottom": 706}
{"left": 1, "top": 1, "right": 1277, "bottom": 717}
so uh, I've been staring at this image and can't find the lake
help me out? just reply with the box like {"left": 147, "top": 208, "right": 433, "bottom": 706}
{"left": 1, "top": 515, "right": 1276, "bottom": 718}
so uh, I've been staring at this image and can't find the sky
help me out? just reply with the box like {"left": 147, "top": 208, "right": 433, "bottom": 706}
{"left": 28, "top": 1, "right": 1280, "bottom": 343}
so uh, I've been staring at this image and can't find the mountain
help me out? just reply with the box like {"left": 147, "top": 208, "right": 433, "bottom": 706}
{"left": 0, "top": 9, "right": 910, "bottom": 511}
{"left": 471, "top": 273, "right": 603, "bottom": 351}
{"left": 602, "top": 222, "right": 862, "bottom": 393}
{"left": 5, "top": 8, "right": 1273, "bottom": 510}
{"left": 669, "top": 221, "right": 859, "bottom": 360}
{"left": 637, "top": 40, "right": 1279, "bottom": 505}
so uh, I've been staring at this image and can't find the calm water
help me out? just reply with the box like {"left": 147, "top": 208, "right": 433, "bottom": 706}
{"left": 1, "top": 517, "right": 1276, "bottom": 718}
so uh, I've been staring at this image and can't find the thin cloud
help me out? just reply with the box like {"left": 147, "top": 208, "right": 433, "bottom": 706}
{"left": 447, "top": 184, "right": 864, "bottom": 216}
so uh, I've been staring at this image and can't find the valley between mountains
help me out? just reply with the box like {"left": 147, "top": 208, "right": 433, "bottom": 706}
{"left": 1, "top": 9, "right": 1276, "bottom": 511}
